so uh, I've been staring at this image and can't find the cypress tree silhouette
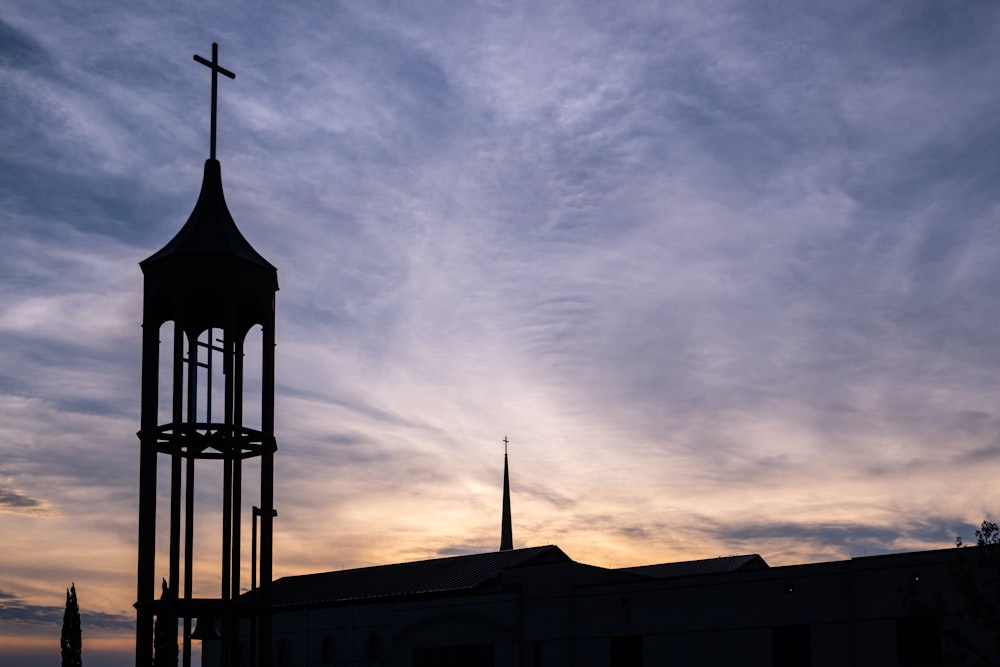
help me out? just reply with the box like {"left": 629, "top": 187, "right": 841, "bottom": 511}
{"left": 60, "top": 583, "right": 82, "bottom": 667}
{"left": 153, "top": 578, "right": 177, "bottom": 667}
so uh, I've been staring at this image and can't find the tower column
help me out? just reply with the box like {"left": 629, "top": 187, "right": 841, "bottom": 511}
{"left": 258, "top": 306, "right": 276, "bottom": 667}
{"left": 135, "top": 312, "right": 160, "bottom": 667}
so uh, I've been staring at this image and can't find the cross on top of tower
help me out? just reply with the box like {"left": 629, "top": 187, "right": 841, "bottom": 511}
{"left": 193, "top": 42, "right": 236, "bottom": 161}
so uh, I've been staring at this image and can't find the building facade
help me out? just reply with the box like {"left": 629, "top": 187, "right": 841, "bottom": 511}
{"left": 204, "top": 543, "right": 998, "bottom": 666}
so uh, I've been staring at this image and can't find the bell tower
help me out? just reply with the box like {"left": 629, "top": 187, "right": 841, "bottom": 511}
{"left": 135, "top": 43, "right": 278, "bottom": 667}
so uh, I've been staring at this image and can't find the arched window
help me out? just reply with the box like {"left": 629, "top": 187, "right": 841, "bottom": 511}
{"left": 277, "top": 638, "right": 293, "bottom": 666}
{"left": 321, "top": 635, "right": 336, "bottom": 664}
{"left": 368, "top": 632, "right": 382, "bottom": 660}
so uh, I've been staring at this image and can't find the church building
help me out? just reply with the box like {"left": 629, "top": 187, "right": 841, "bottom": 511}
{"left": 202, "top": 452, "right": 997, "bottom": 667}
{"left": 255, "top": 546, "right": 981, "bottom": 667}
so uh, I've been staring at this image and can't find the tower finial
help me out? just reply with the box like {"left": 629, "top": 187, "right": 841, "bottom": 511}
{"left": 500, "top": 436, "right": 513, "bottom": 551}
{"left": 193, "top": 42, "right": 236, "bottom": 161}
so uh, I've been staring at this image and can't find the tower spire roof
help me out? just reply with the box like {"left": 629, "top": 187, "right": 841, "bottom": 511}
{"left": 500, "top": 436, "right": 513, "bottom": 552}
{"left": 141, "top": 42, "right": 275, "bottom": 284}
{"left": 141, "top": 159, "right": 276, "bottom": 274}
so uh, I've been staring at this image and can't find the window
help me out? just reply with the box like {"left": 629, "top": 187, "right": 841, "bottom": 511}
{"left": 368, "top": 632, "right": 383, "bottom": 660}
{"left": 610, "top": 635, "right": 642, "bottom": 667}
{"left": 321, "top": 635, "right": 336, "bottom": 664}
{"left": 412, "top": 644, "right": 494, "bottom": 667}
{"left": 772, "top": 625, "right": 811, "bottom": 667}
{"left": 277, "top": 638, "right": 293, "bottom": 666}
{"left": 897, "top": 616, "right": 942, "bottom": 665}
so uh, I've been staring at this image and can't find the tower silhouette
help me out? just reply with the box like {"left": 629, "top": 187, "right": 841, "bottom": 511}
{"left": 135, "top": 43, "right": 278, "bottom": 667}
{"left": 500, "top": 436, "right": 513, "bottom": 551}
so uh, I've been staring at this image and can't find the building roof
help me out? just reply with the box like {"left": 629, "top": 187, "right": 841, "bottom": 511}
{"left": 618, "top": 554, "right": 768, "bottom": 579}
{"left": 269, "top": 545, "right": 571, "bottom": 608}
{"left": 141, "top": 159, "right": 276, "bottom": 273}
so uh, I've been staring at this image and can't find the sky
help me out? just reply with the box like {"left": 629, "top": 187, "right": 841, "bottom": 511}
{"left": 3, "top": 0, "right": 1000, "bottom": 663}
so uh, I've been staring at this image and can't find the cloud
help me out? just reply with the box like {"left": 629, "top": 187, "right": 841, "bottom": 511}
{"left": 700, "top": 513, "right": 975, "bottom": 564}
{"left": 0, "top": 588, "right": 132, "bottom": 633}
{"left": 0, "top": 488, "right": 46, "bottom": 515}
{"left": 0, "top": 18, "right": 51, "bottom": 70}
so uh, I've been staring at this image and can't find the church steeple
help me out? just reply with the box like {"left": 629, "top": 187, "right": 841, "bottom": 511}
{"left": 500, "top": 436, "right": 513, "bottom": 551}
{"left": 135, "top": 42, "right": 277, "bottom": 667}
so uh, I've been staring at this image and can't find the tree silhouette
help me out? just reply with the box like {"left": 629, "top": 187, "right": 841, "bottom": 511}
{"left": 950, "top": 520, "right": 1000, "bottom": 664}
{"left": 960, "top": 520, "right": 1000, "bottom": 548}
{"left": 60, "top": 583, "right": 82, "bottom": 667}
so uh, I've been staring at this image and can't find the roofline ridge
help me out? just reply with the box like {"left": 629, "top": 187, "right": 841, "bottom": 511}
{"left": 274, "top": 545, "right": 565, "bottom": 583}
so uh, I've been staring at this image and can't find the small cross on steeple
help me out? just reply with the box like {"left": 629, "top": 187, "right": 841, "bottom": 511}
{"left": 193, "top": 42, "right": 236, "bottom": 160}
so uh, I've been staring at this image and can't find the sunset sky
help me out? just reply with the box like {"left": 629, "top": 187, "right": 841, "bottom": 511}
{"left": 4, "top": 1, "right": 1000, "bottom": 664}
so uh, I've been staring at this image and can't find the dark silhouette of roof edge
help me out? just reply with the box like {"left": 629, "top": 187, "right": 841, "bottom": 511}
{"left": 141, "top": 159, "right": 276, "bottom": 275}
{"left": 269, "top": 545, "right": 570, "bottom": 608}
{"left": 267, "top": 548, "right": 776, "bottom": 610}
{"left": 618, "top": 553, "right": 769, "bottom": 579}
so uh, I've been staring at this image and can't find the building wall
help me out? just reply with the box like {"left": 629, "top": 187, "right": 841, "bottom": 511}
{"left": 210, "top": 547, "right": 996, "bottom": 667}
